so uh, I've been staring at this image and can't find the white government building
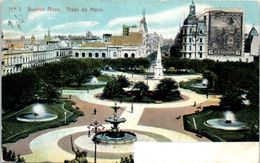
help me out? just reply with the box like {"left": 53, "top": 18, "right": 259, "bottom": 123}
{"left": 1, "top": 12, "right": 160, "bottom": 76}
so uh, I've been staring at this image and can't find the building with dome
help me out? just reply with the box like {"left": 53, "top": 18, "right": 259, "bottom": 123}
{"left": 175, "top": 0, "right": 256, "bottom": 62}
{"left": 245, "top": 27, "right": 260, "bottom": 58}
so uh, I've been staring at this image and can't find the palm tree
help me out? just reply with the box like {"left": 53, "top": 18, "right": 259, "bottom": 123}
{"left": 156, "top": 78, "right": 179, "bottom": 100}
{"left": 115, "top": 75, "right": 130, "bottom": 89}
{"left": 102, "top": 75, "right": 130, "bottom": 98}
{"left": 220, "top": 90, "right": 243, "bottom": 110}
{"left": 40, "top": 83, "right": 61, "bottom": 103}
{"left": 133, "top": 81, "right": 149, "bottom": 97}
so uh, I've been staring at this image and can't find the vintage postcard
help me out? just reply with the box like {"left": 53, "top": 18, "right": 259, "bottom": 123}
{"left": 1, "top": 0, "right": 259, "bottom": 162}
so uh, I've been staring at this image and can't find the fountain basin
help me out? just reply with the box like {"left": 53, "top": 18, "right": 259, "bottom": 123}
{"left": 191, "top": 79, "right": 208, "bottom": 89}
{"left": 85, "top": 76, "right": 106, "bottom": 85}
{"left": 17, "top": 112, "right": 58, "bottom": 122}
{"left": 191, "top": 83, "right": 208, "bottom": 89}
{"left": 94, "top": 131, "right": 137, "bottom": 144}
{"left": 204, "top": 118, "right": 248, "bottom": 130}
{"left": 105, "top": 117, "right": 126, "bottom": 124}
{"left": 16, "top": 103, "right": 58, "bottom": 122}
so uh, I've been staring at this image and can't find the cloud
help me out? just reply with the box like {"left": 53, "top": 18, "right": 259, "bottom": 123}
{"left": 27, "top": 11, "right": 52, "bottom": 20}
{"left": 108, "top": 16, "right": 140, "bottom": 28}
{"left": 2, "top": 20, "right": 9, "bottom": 25}
{"left": 106, "top": 4, "right": 211, "bottom": 39}
{"left": 2, "top": 19, "right": 20, "bottom": 26}
{"left": 21, "top": 21, "right": 100, "bottom": 39}
{"left": 107, "top": 4, "right": 211, "bottom": 29}
{"left": 3, "top": 29, "right": 24, "bottom": 39}
{"left": 150, "top": 27, "right": 180, "bottom": 39}
{"left": 52, "top": 21, "right": 99, "bottom": 30}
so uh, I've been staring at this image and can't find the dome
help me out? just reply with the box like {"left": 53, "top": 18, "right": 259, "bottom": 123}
{"left": 183, "top": 15, "right": 197, "bottom": 25}
{"left": 59, "top": 41, "right": 68, "bottom": 47}
{"left": 249, "top": 27, "right": 258, "bottom": 36}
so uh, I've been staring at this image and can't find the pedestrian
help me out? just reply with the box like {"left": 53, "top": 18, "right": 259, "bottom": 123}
{"left": 93, "top": 108, "right": 97, "bottom": 115}
{"left": 206, "top": 93, "right": 209, "bottom": 99}
{"left": 194, "top": 101, "right": 196, "bottom": 107}
{"left": 88, "top": 130, "right": 91, "bottom": 137}
{"left": 69, "top": 94, "right": 72, "bottom": 99}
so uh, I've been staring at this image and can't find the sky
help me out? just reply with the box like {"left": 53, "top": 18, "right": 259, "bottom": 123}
{"left": 2, "top": 0, "right": 260, "bottom": 39}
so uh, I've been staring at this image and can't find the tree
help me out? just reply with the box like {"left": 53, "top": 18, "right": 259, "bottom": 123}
{"left": 138, "top": 65, "right": 146, "bottom": 73}
{"left": 167, "top": 67, "right": 176, "bottom": 73}
{"left": 102, "top": 75, "right": 130, "bottom": 98}
{"left": 2, "top": 68, "right": 41, "bottom": 112}
{"left": 40, "top": 83, "right": 61, "bottom": 103}
{"left": 155, "top": 78, "right": 179, "bottom": 100}
{"left": 133, "top": 81, "right": 149, "bottom": 98}
{"left": 203, "top": 70, "right": 217, "bottom": 90}
{"left": 220, "top": 91, "right": 243, "bottom": 111}
{"left": 115, "top": 75, "right": 130, "bottom": 89}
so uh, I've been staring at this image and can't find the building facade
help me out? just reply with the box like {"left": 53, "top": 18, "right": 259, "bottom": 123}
{"left": 176, "top": 1, "right": 256, "bottom": 62}
{"left": 2, "top": 11, "right": 160, "bottom": 76}
{"left": 2, "top": 33, "right": 72, "bottom": 76}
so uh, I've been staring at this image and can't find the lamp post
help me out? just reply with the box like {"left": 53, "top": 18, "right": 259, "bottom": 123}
{"left": 87, "top": 112, "right": 104, "bottom": 163}
{"left": 64, "top": 111, "right": 67, "bottom": 124}
{"left": 131, "top": 96, "right": 134, "bottom": 113}
{"left": 146, "top": 74, "right": 148, "bottom": 85}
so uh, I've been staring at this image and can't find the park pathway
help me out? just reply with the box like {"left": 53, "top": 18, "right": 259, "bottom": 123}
{"left": 23, "top": 71, "right": 216, "bottom": 162}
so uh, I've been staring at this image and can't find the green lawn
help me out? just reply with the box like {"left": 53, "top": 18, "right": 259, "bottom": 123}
{"left": 179, "top": 78, "right": 212, "bottom": 94}
{"left": 2, "top": 100, "right": 82, "bottom": 144}
{"left": 97, "top": 74, "right": 113, "bottom": 82}
{"left": 183, "top": 106, "right": 259, "bottom": 142}
{"left": 62, "top": 75, "right": 111, "bottom": 90}
{"left": 63, "top": 84, "right": 105, "bottom": 90}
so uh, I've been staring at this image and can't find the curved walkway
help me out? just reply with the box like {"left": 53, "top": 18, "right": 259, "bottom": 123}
{"left": 23, "top": 71, "right": 216, "bottom": 162}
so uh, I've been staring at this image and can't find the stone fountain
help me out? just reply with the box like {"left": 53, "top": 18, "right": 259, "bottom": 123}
{"left": 17, "top": 103, "right": 57, "bottom": 122}
{"left": 191, "top": 78, "right": 208, "bottom": 89}
{"left": 204, "top": 111, "right": 248, "bottom": 130}
{"left": 85, "top": 76, "right": 106, "bottom": 85}
{"left": 94, "top": 103, "right": 137, "bottom": 144}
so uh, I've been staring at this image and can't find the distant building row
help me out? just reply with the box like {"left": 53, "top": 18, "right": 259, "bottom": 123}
{"left": 2, "top": 11, "right": 160, "bottom": 76}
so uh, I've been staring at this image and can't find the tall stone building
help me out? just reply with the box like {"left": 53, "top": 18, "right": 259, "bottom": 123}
{"left": 175, "top": 1, "right": 256, "bottom": 62}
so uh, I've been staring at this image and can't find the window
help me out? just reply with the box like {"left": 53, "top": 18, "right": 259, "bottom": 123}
{"left": 75, "top": 52, "right": 79, "bottom": 57}
{"left": 200, "top": 38, "right": 202, "bottom": 43}
{"left": 189, "top": 46, "right": 191, "bottom": 51}
{"left": 89, "top": 52, "right": 92, "bottom": 58}
{"left": 102, "top": 53, "right": 106, "bottom": 58}
{"left": 131, "top": 53, "right": 135, "bottom": 58}
{"left": 113, "top": 52, "right": 117, "bottom": 57}
{"left": 189, "top": 28, "right": 192, "bottom": 34}
{"left": 189, "top": 53, "right": 192, "bottom": 58}
{"left": 124, "top": 53, "right": 128, "bottom": 58}
{"left": 56, "top": 52, "right": 59, "bottom": 56}
{"left": 82, "top": 52, "right": 85, "bottom": 57}
{"left": 200, "top": 46, "right": 202, "bottom": 51}
{"left": 200, "top": 29, "right": 203, "bottom": 34}
{"left": 95, "top": 53, "right": 99, "bottom": 58}
{"left": 189, "top": 38, "right": 192, "bottom": 42}
{"left": 199, "top": 53, "right": 202, "bottom": 58}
